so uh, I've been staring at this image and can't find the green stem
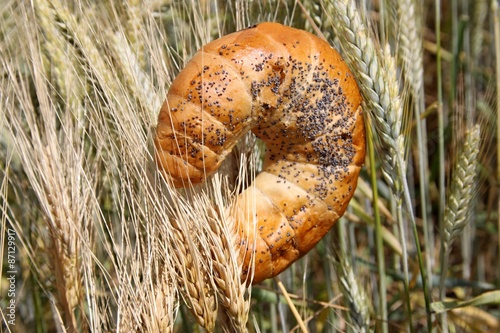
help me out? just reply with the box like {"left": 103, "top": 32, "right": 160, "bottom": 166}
{"left": 393, "top": 147, "right": 432, "bottom": 331}
{"left": 401, "top": 173, "right": 433, "bottom": 331}
{"left": 395, "top": 198, "right": 414, "bottom": 333}
{"left": 492, "top": 0, "right": 500, "bottom": 289}
{"left": 436, "top": 0, "right": 446, "bottom": 331}
{"left": 439, "top": 240, "right": 450, "bottom": 301}
{"left": 416, "top": 79, "right": 434, "bottom": 315}
{"left": 367, "top": 124, "right": 388, "bottom": 333}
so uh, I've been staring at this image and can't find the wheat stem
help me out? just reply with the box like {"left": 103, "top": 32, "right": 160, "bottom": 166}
{"left": 323, "top": 0, "right": 435, "bottom": 328}
{"left": 367, "top": 124, "right": 387, "bottom": 332}
{"left": 491, "top": 0, "right": 500, "bottom": 289}
{"left": 397, "top": 1, "right": 436, "bottom": 328}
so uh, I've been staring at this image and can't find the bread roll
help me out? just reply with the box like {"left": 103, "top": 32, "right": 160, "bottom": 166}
{"left": 155, "top": 22, "right": 365, "bottom": 284}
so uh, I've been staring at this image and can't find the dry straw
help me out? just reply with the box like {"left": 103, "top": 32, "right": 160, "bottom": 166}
{"left": 3, "top": 8, "right": 89, "bottom": 331}
{"left": 2, "top": 0, "right": 181, "bottom": 331}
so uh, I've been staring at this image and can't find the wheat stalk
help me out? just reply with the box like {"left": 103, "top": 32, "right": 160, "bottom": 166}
{"left": 3, "top": 2, "right": 185, "bottom": 331}
{"left": 3, "top": 20, "right": 90, "bottom": 333}
{"left": 396, "top": 0, "right": 438, "bottom": 324}
{"left": 115, "top": 229, "right": 178, "bottom": 333}
{"left": 45, "top": 0, "right": 249, "bottom": 330}
{"left": 322, "top": 1, "right": 436, "bottom": 329}
{"left": 177, "top": 238, "right": 217, "bottom": 331}
{"left": 124, "top": 0, "right": 146, "bottom": 69}
{"left": 120, "top": 263, "right": 178, "bottom": 332}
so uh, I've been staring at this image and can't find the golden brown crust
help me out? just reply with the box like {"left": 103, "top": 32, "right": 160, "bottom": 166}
{"left": 154, "top": 22, "right": 365, "bottom": 284}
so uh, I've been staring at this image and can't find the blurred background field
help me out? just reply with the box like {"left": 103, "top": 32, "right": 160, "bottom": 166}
{"left": 1, "top": 0, "right": 499, "bottom": 332}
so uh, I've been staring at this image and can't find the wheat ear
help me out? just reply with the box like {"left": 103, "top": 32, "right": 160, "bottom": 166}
{"left": 397, "top": 0, "right": 424, "bottom": 99}
{"left": 322, "top": 0, "right": 406, "bottom": 197}
{"left": 206, "top": 177, "right": 250, "bottom": 332}
{"left": 438, "top": 123, "right": 481, "bottom": 332}
{"left": 334, "top": 249, "right": 371, "bottom": 332}
{"left": 169, "top": 211, "right": 218, "bottom": 331}
{"left": 440, "top": 124, "right": 481, "bottom": 285}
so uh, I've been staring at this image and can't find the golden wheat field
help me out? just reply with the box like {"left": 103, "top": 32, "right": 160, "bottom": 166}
{"left": 1, "top": 0, "right": 499, "bottom": 332}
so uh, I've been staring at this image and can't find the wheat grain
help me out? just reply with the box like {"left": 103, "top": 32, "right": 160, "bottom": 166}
{"left": 165, "top": 176, "right": 254, "bottom": 331}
